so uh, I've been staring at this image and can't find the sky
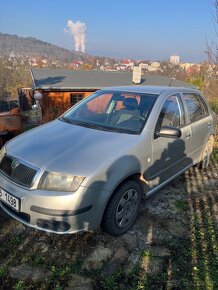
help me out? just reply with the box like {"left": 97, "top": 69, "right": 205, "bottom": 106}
{"left": 0, "top": 0, "right": 216, "bottom": 62}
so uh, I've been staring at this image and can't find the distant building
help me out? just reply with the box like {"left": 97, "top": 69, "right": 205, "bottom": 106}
{"left": 121, "top": 60, "right": 135, "bottom": 67}
{"left": 68, "top": 60, "right": 83, "bottom": 69}
{"left": 148, "top": 62, "right": 160, "bottom": 72}
{"left": 104, "top": 66, "right": 117, "bottom": 72}
{"left": 179, "top": 62, "right": 195, "bottom": 71}
{"left": 9, "top": 51, "right": 15, "bottom": 59}
{"left": 30, "top": 57, "right": 38, "bottom": 67}
{"left": 139, "top": 63, "right": 149, "bottom": 69}
{"left": 170, "top": 55, "right": 180, "bottom": 65}
{"left": 41, "top": 58, "right": 48, "bottom": 67}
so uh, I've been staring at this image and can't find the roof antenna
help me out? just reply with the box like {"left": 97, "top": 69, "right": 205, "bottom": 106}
{"left": 169, "top": 77, "right": 175, "bottom": 86}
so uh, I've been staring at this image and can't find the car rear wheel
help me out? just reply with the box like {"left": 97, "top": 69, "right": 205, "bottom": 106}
{"left": 102, "top": 180, "right": 141, "bottom": 236}
{"left": 197, "top": 136, "right": 214, "bottom": 170}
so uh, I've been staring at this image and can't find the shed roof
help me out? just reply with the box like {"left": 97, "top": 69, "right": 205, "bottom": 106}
{"left": 31, "top": 68, "right": 196, "bottom": 90}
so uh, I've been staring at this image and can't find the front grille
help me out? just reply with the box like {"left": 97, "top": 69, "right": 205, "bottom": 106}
{"left": 0, "top": 155, "right": 37, "bottom": 187}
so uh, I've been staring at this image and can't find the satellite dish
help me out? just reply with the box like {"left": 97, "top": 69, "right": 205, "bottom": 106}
{"left": 34, "top": 91, "right": 43, "bottom": 100}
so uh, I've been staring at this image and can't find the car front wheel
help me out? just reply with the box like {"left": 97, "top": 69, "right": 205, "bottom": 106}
{"left": 102, "top": 180, "right": 141, "bottom": 236}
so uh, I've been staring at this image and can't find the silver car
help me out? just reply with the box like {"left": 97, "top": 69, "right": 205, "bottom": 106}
{"left": 0, "top": 86, "right": 216, "bottom": 236}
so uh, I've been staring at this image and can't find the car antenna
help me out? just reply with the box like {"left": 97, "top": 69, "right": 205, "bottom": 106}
{"left": 169, "top": 77, "right": 175, "bottom": 86}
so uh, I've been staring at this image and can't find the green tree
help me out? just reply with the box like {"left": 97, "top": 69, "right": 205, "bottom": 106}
{"left": 0, "top": 57, "right": 32, "bottom": 101}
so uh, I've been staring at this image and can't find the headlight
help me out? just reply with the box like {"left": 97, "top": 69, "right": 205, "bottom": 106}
{"left": 38, "top": 171, "right": 85, "bottom": 192}
{"left": 0, "top": 146, "right": 6, "bottom": 163}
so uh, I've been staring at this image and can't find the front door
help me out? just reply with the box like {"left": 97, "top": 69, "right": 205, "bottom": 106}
{"left": 148, "top": 94, "right": 192, "bottom": 189}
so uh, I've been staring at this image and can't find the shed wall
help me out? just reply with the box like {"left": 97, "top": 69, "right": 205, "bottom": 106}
{"left": 41, "top": 90, "right": 95, "bottom": 122}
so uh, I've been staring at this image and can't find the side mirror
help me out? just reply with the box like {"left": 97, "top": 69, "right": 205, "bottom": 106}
{"left": 155, "top": 126, "right": 182, "bottom": 139}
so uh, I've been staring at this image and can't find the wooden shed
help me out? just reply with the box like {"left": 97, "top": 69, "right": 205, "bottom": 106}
{"left": 30, "top": 68, "right": 196, "bottom": 122}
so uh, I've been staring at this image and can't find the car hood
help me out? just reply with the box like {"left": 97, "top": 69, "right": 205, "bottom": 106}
{"left": 6, "top": 119, "right": 138, "bottom": 176}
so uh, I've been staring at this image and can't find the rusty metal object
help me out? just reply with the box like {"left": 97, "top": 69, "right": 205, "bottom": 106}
{"left": 0, "top": 108, "right": 23, "bottom": 133}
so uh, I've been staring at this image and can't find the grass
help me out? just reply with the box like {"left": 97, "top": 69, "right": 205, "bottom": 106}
{"left": 175, "top": 199, "right": 189, "bottom": 211}
{"left": 14, "top": 281, "right": 26, "bottom": 290}
{"left": 100, "top": 268, "right": 124, "bottom": 290}
{"left": 0, "top": 233, "right": 25, "bottom": 260}
{"left": 0, "top": 265, "right": 8, "bottom": 278}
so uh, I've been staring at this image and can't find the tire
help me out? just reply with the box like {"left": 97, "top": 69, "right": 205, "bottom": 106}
{"left": 101, "top": 180, "right": 141, "bottom": 236}
{"left": 197, "top": 136, "right": 214, "bottom": 170}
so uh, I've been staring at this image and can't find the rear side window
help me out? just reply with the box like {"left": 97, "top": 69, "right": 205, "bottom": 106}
{"left": 184, "top": 93, "right": 209, "bottom": 123}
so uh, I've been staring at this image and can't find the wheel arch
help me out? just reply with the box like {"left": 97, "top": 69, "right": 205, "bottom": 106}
{"left": 100, "top": 172, "right": 145, "bottom": 226}
{"left": 200, "top": 134, "right": 215, "bottom": 158}
{"left": 196, "top": 134, "right": 215, "bottom": 169}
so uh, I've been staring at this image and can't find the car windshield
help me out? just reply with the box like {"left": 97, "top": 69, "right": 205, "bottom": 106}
{"left": 60, "top": 90, "right": 158, "bottom": 134}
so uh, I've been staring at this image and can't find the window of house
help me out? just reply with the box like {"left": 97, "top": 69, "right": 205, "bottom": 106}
{"left": 70, "top": 94, "right": 84, "bottom": 106}
{"left": 155, "top": 94, "right": 185, "bottom": 133}
{"left": 184, "top": 93, "right": 209, "bottom": 123}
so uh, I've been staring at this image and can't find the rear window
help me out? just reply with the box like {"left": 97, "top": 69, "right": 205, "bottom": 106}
{"left": 183, "top": 93, "right": 209, "bottom": 123}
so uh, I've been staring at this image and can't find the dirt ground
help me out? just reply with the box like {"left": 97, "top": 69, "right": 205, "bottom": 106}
{"left": 0, "top": 143, "right": 217, "bottom": 290}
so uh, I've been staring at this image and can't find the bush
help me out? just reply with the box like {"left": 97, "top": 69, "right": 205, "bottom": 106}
{"left": 187, "top": 77, "right": 203, "bottom": 91}
{"left": 209, "top": 100, "right": 218, "bottom": 114}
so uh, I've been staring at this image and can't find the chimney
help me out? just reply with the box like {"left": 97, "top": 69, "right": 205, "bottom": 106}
{"left": 132, "top": 66, "right": 142, "bottom": 84}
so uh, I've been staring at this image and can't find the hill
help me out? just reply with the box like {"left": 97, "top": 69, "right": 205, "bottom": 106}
{"left": 0, "top": 32, "right": 82, "bottom": 62}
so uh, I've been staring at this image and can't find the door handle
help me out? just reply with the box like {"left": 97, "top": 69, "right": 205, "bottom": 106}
{"left": 185, "top": 132, "right": 191, "bottom": 139}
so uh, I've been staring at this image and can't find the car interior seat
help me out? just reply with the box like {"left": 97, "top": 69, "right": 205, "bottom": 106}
{"left": 110, "top": 98, "right": 141, "bottom": 125}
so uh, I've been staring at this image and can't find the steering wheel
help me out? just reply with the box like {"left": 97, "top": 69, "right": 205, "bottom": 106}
{"left": 131, "top": 115, "right": 146, "bottom": 122}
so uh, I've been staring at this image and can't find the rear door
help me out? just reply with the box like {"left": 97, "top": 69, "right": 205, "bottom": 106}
{"left": 182, "top": 93, "right": 212, "bottom": 163}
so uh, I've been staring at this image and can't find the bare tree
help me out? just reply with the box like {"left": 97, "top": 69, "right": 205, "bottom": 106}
{"left": 203, "top": 0, "right": 218, "bottom": 108}
{"left": 205, "top": 0, "right": 218, "bottom": 65}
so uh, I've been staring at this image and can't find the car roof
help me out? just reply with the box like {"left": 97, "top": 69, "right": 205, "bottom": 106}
{"left": 102, "top": 85, "right": 199, "bottom": 95}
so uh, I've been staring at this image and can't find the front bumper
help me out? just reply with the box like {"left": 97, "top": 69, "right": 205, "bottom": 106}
{"left": 0, "top": 173, "right": 110, "bottom": 234}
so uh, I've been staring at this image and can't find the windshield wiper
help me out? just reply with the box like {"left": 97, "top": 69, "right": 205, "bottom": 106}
{"left": 59, "top": 118, "right": 137, "bottom": 134}
{"left": 58, "top": 116, "right": 74, "bottom": 124}
{"left": 75, "top": 122, "right": 114, "bottom": 132}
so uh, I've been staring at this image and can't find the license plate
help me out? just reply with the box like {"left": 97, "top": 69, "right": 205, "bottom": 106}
{"left": 0, "top": 188, "right": 20, "bottom": 212}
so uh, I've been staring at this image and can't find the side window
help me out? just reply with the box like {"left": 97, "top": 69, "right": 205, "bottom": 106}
{"left": 155, "top": 94, "right": 185, "bottom": 132}
{"left": 184, "top": 93, "right": 209, "bottom": 123}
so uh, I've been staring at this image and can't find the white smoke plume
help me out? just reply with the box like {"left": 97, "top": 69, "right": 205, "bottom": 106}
{"left": 65, "top": 20, "right": 86, "bottom": 53}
